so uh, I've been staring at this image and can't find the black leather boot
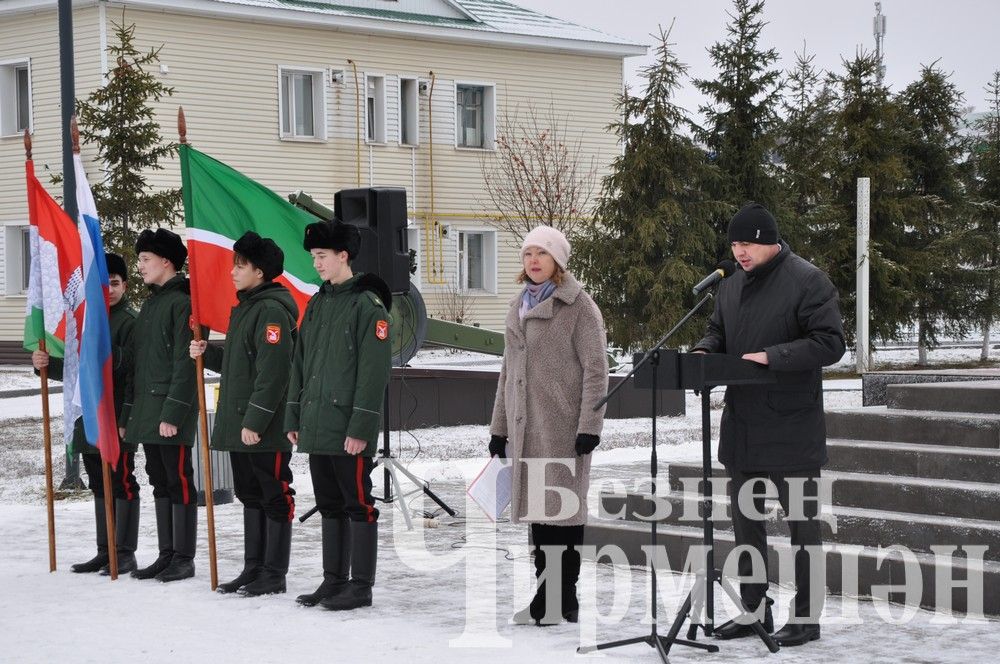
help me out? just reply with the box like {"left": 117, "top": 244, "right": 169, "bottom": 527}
{"left": 240, "top": 518, "right": 291, "bottom": 596}
{"left": 156, "top": 504, "right": 196, "bottom": 582}
{"left": 102, "top": 498, "right": 139, "bottom": 575}
{"left": 513, "top": 524, "right": 562, "bottom": 626}
{"left": 72, "top": 497, "right": 109, "bottom": 573}
{"left": 715, "top": 597, "right": 774, "bottom": 639}
{"left": 561, "top": 527, "right": 584, "bottom": 623}
{"left": 217, "top": 508, "right": 265, "bottom": 594}
{"left": 132, "top": 497, "right": 173, "bottom": 579}
{"left": 296, "top": 517, "right": 350, "bottom": 606}
{"left": 773, "top": 623, "right": 821, "bottom": 646}
{"left": 321, "top": 521, "right": 377, "bottom": 611}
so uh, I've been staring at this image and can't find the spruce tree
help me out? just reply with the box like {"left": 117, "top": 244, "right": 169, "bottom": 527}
{"left": 812, "top": 52, "right": 911, "bottom": 345}
{"left": 694, "top": 0, "right": 785, "bottom": 254}
{"left": 776, "top": 46, "right": 836, "bottom": 258}
{"left": 965, "top": 71, "right": 1000, "bottom": 361}
{"left": 573, "top": 27, "right": 722, "bottom": 351}
{"left": 75, "top": 20, "right": 181, "bottom": 267}
{"left": 897, "top": 64, "right": 971, "bottom": 363}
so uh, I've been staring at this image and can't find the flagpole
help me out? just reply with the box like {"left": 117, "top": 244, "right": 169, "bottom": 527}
{"left": 26, "top": 130, "right": 58, "bottom": 573}
{"left": 39, "top": 341, "right": 57, "bottom": 573}
{"left": 72, "top": 116, "right": 119, "bottom": 580}
{"left": 100, "top": 462, "right": 118, "bottom": 579}
{"left": 179, "top": 108, "right": 219, "bottom": 591}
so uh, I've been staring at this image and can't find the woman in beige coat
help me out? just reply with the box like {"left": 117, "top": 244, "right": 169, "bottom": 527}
{"left": 489, "top": 225, "right": 609, "bottom": 626}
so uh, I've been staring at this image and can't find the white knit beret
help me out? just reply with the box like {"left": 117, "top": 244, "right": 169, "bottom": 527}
{"left": 521, "top": 225, "right": 570, "bottom": 269}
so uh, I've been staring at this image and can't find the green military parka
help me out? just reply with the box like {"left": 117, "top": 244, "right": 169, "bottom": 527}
{"left": 121, "top": 275, "right": 204, "bottom": 446}
{"left": 284, "top": 273, "right": 391, "bottom": 456}
{"left": 201, "top": 282, "right": 298, "bottom": 453}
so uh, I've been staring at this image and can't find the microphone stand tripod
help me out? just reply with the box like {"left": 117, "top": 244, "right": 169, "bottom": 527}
{"left": 578, "top": 291, "right": 717, "bottom": 661}
{"left": 578, "top": 285, "right": 780, "bottom": 661}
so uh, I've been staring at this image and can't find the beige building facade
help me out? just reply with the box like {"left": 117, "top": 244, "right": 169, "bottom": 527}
{"left": 0, "top": 0, "right": 644, "bottom": 354}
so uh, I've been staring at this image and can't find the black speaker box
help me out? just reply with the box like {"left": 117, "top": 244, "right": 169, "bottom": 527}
{"left": 334, "top": 187, "right": 410, "bottom": 294}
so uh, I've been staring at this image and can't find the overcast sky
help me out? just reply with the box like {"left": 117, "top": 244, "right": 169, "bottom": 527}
{"left": 515, "top": 0, "right": 999, "bottom": 119}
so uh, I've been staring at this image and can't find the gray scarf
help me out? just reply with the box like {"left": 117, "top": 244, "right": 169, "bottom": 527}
{"left": 519, "top": 280, "right": 556, "bottom": 319}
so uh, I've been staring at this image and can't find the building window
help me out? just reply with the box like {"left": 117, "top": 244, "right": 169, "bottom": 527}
{"left": 399, "top": 77, "right": 419, "bottom": 146}
{"left": 1, "top": 60, "right": 32, "bottom": 136}
{"left": 4, "top": 225, "right": 31, "bottom": 295}
{"left": 366, "top": 74, "right": 386, "bottom": 144}
{"left": 455, "top": 83, "right": 495, "bottom": 149}
{"left": 279, "top": 67, "right": 326, "bottom": 140}
{"left": 457, "top": 230, "right": 496, "bottom": 293}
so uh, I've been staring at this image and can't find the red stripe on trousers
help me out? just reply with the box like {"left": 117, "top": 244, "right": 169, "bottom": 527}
{"left": 356, "top": 456, "right": 374, "bottom": 523}
{"left": 121, "top": 451, "right": 134, "bottom": 501}
{"left": 275, "top": 452, "right": 294, "bottom": 522}
{"left": 178, "top": 446, "right": 190, "bottom": 505}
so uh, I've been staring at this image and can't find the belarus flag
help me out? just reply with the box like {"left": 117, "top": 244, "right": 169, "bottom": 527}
{"left": 179, "top": 144, "right": 320, "bottom": 333}
{"left": 22, "top": 159, "right": 85, "bottom": 447}
{"left": 73, "top": 154, "right": 120, "bottom": 467}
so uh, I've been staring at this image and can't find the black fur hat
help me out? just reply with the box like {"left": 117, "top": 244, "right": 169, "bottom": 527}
{"left": 233, "top": 231, "right": 284, "bottom": 281}
{"left": 135, "top": 228, "right": 187, "bottom": 271}
{"left": 303, "top": 220, "right": 362, "bottom": 259}
{"left": 355, "top": 273, "right": 392, "bottom": 311}
{"left": 105, "top": 253, "right": 128, "bottom": 282}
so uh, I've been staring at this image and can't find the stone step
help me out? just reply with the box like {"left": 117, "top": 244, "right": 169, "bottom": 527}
{"left": 665, "top": 462, "right": 1000, "bottom": 522}
{"left": 825, "top": 407, "right": 1000, "bottom": 448}
{"left": 825, "top": 439, "right": 1000, "bottom": 484}
{"left": 887, "top": 381, "right": 1000, "bottom": 415}
{"left": 584, "top": 521, "right": 1000, "bottom": 616}
{"left": 598, "top": 491, "right": 1000, "bottom": 561}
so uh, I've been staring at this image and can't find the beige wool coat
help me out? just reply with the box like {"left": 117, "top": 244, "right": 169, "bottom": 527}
{"left": 490, "top": 273, "right": 609, "bottom": 526}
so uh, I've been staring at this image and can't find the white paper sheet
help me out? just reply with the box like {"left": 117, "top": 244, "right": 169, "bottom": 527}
{"left": 467, "top": 456, "right": 513, "bottom": 522}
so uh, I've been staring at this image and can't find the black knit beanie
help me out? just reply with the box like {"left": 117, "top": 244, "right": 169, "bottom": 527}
{"left": 728, "top": 203, "right": 780, "bottom": 245}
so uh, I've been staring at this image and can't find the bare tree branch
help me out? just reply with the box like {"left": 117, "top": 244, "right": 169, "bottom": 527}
{"left": 479, "top": 104, "right": 597, "bottom": 243}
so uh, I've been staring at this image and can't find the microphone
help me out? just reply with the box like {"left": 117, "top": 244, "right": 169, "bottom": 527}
{"left": 692, "top": 260, "right": 736, "bottom": 295}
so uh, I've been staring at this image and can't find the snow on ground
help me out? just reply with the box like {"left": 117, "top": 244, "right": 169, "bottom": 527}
{"left": 1, "top": 350, "right": 997, "bottom": 662}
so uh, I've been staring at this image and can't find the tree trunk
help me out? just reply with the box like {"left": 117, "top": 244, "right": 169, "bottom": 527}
{"left": 917, "top": 320, "right": 928, "bottom": 366}
{"left": 983, "top": 320, "right": 993, "bottom": 363}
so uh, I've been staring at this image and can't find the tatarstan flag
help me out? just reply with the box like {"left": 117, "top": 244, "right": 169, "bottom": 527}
{"left": 179, "top": 144, "right": 320, "bottom": 333}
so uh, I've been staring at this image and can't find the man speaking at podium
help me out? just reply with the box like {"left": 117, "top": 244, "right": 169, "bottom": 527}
{"left": 692, "top": 203, "right": 845, "bottom": 647}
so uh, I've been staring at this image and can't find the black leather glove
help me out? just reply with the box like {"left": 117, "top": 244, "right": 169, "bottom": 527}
{"left": 575, "top": 433, "right": 600, "bottom": 456}
{"left": 489, "top": 434, "right": 508, "bottom": 458}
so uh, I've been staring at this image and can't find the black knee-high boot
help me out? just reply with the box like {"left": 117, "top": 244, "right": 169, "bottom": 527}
{"left": 218, "top": 508, "right": 265, "bottom": 594}
{"left": 513, "top": 523, "right": 563, "bottom": 626}
{"left": 101, "top": 498, "right": 140, "bottom": 575}
{"left": 240, "top": 518, "right": 292, "bottom": 596}
{"left": 132, "top": 497, "right": 172, "bottom": 579}
{"left": 156, "top": 504, "right": 196, "bottom": 582}
{"left": 560, "top": 525, "right": 585, "bottom": 623}
{"left": 321, "top": 521, "right": 377, "bottom": 611}
{"left": 72, "top": 497, "right": 109, "bottom": 573}
{"left": 297, "top": 517, "right": 350, "bottom": 606}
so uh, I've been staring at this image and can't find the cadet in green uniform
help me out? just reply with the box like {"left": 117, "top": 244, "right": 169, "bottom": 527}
{"left": 31, "top": 253, "right": 139, "bottom": 574}
{"left": 286, "top": 220, "right": 392, "bottom": 611}
{"left": 122, "top": 228, "right": 203, "bottom": 583}
{"left": 189, "top": 232, "right": 298, "bottom": 597}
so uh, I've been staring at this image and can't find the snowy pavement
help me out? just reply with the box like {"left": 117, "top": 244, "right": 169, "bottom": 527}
{"left": 1, "top": 352, "right": 999, "bottom": 662}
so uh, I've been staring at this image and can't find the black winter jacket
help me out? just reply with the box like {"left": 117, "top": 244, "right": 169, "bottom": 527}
{"left": 693, "top": 242, "right": 845, "bottom": 471}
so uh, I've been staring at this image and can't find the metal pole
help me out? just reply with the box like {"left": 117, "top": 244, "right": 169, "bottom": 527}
{"left": 58, "top": 0, "right": 77, "bottom": 221}
{"left": 58, "top": 0, "right": 84, "bottom": 490}
{"left": 856, "top": 177, "right": 871, "bottom": 374}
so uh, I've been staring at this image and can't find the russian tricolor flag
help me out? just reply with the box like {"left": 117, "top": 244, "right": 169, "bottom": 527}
{"left": 73, "top": 154, "right": 120, "bottom": 468}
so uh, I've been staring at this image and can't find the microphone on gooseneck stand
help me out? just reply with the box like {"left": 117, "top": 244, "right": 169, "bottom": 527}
{"left": 692, "top": 259, "right": 737, "bottom": 295}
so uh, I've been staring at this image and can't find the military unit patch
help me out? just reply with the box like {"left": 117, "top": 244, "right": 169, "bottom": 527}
{"left": 265, "top": 324, "right": 281, "bottom": 344}
{"left": 375, "top": 320, "right": 388, "bottom": 340}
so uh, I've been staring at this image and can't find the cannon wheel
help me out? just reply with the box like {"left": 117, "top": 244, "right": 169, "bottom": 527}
{"left": 390, "top": 282, "right": 428, "bottom": 367}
